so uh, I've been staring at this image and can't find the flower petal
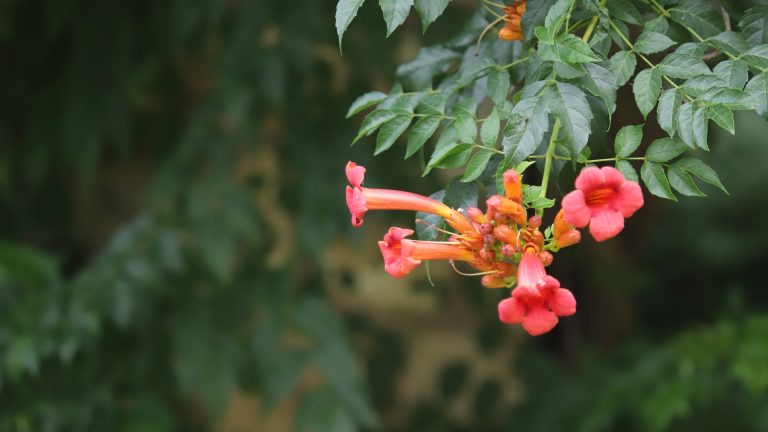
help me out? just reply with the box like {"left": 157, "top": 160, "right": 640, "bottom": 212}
{"left": 498, "top": 297, "right": 525, "bottom": 324}
{"left": 549, "top": 288, "right": 577, "bottom": 316}
{"left": 575, "top": 166, "right": 605, "bottom": 192}
{"left": 600, "top": 166, "right": 626, "bottom": 189}
{"left": 562, "top": 190, "right": 591, "bottom": 228}
{"left": 346, "top": 186, "right": 367, "bottom": 227}
{"left": 589, "top": 208, "right": 624, "bottom": 242}
{"left": 345, "top": 161, "right": 366, "bottom": 188}
{"left": 613, "top": 181, "right": 644, "bottom": 217}
{"left": 522, "top": 306, "right": 559, "bottom": 336}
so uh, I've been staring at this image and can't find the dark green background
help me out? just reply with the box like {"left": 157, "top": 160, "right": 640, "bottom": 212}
{"left": 1, "top": 0, "right": 767, "bottom": 430}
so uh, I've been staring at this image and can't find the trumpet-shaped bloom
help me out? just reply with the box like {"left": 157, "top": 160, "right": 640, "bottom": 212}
{"left": 378, "top": 227, "right": 477, "bottom": 278}
{"left": 553, "top": 209, "right": 581, "bottom": 249}
{"left": 561, "top": 166, "right": 643, "bottom": 242}
{"left": 345, "top": 162, "right": 473, "bottom": 233}
{"left": 498, "top": 1, "right": 526, "bottom": 41}
{"left": 498, "top": 252, "right": 576, "bottom": 336}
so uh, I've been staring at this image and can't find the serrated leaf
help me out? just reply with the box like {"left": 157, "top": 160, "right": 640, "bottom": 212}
{"left": 682, "top": 74, "right": 727, "bottom": 99}
{"left": 691, "top": 106, "right": 708, "bottom": 150}
{"left": 609, "top": 51, "right": 637, "bottom": 87}
{"left": 673, "top": 157, "right": 728, "bottom": 194}
{"left": 353, "top": 109, "right": 397, "bottom": 144}
{"left": 739, "top": 6, "right": 768, "bottom": 46}
{"left": 424, "top": 126, "right": 458, "bottom": 174}
{"left": 708, "top": 88, "right": 758, "bottom": 110}
{"left": 396, "top": 47, "right": 460, "bottom": 89}
{"left": 668, "top": 166, "right": 705, "bottom": 196}
{"left": 455, "top": 113, "right": 477, "bottom": 143}
{"left": 676, "top": 103, "right": 695, "bottom": 148}
{"left": 481, "top": 108, "right": 500, "bottom": 148}
{"left": 461, "top": 149, "right": 494, "bottom": 182}
{"left": 522, "top": 0, "right": 556, "bottom": 40}
{"left": 712, "top": 60, "right": 749, "bottom": 90}
{"left": 657, "top": 53, "right": 710, "bottom": 79}
{"left": 538, "top": 33, "right": 601, "bottom": 63}
{"left": 444, "top": 178, "right": 478, "bottom": 210}
{"left": 414, "top": 0, "right": 450, "bottom": 32}
{"left": 635, "top": 31, "right": 677, "bottom": 54}
{"left": 740, "top": 45, "right": 768, "bottom": 70}
{"left": 607, "top": 0, "right": 642, "bottom": 25}
{"left": 657, "top": 88, "right": 682, "bottom": 137}
{"left": 544, "top": 0, "right": 573, "bottom": 31}
{"left": 645, "top": 16, "right": 669, "bottom": 33}
{"left": 546, "top": 82, "right": 593, "bottom": 160}
{"left": 582, "top": 63, "right": 617, "bottom": 116}
{"left": 346, "top": 91, "right": 388, "bottom": 118}
{"left": 416, "top": 190, "right": 445, "bottom": 240}
{"left": 615, "top": 124, "right": 643, "bottom": 158}
{"left": 487, "top": 68, "right": 511, "bottom": 106}
{"left": 669, "top": 1, "right": 723, "bottom": 39}
{"left": 379, "top": 0, "right": 414, "bottom": 36}
{"left": 336, "top": 0, "right": 367, "bottom": 48}
{"left": 646, "top": 137, "right": 688, "bottom": 162}
{"left": 405, "top": 116, "right": 441, "bottom": 158}
{"left": 641, "top": 161, "right": 677, "bottom": 200}
{"left": 553, "top": 62, "right": 586, "bottom": 79}
{"left": 708, "top": 31, "right": 748, "bottom": 55}
{"left": 502, "top": 83, "right": 550, "bottom": 163}
{"left": 745, "top": 72, "right": 768, "bottom": 118}
{"left": 615, "top": 160, "right": 639, "bottom": 182}
{"left": 706, "top": 105, "right": 735, "bottom": 134}
{"left": 375, "top": 115, "right": 412, "bottom": 154}
{"left": 633, "top": 68, "right": 662, "bottom": 118}
{"left": 416, "top": 92, "right": 448, "bottom": 115}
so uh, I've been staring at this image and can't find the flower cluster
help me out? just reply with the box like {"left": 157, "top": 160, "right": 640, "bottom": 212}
{"left": 345, "top": 162, "right": 643, "bottom": 335}
{"left": 498, "top": 0, "right": 526, "bottom": 41}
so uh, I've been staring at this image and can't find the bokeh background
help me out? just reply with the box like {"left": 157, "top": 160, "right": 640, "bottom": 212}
{"left": 1, "top": 0, "right": 768, "bottom": 431}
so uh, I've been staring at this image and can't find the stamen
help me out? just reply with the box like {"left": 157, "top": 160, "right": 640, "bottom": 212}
{"left": 450, "top": 260, "right": 503, "bottom": 277}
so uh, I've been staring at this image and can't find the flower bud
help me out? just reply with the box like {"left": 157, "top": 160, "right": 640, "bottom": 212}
{"left": 479, "top": 248, "right": 495, "bottom": 262}
{"left": 481, "top": 274, "right": 507, "bottom": 288}
{"left": 483, "top": 234, "right": 495, "bottom": 245}
{"left": 493, "top": 225, "right": 517, "bottom": 245}
{"left": 467, "top": 207, "right": 487, "bottom": 224}
{"left": 539, "top": 251, "right": 553, "bottom": 267}
{"left": 479, "top": 223, "right": 493, "bottom": 235}
{"left": 503, "top": 169, "right": 523, "bottom": 202}
{"left": 501, "top": 244, "right": 516, "bottom": 257}
{"left": 486, "top": 195, "right": 526, "bottom": 225}
{"left": 556, "top": 229, "right": 581, "bottom": 249}
{"left": 528, "top": 215, "right": 542, "bottom": 229}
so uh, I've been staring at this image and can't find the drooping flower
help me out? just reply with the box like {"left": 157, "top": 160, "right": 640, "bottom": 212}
{"left": 561, "top": 166, "right": 644, "bottom": 242}
{"left": 378, "top": 227, "right": 478, "bottom": 278}
{"left": 497, "top": 252, "right": 576, "bottom": 336}
{"left": 498, "top": 0, "right": 526, "bottom": 41}
{"left": 345, "top": 161, "right": 473, "bottom": 233}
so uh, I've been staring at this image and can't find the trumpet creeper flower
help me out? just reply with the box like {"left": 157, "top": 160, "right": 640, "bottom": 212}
{"left": 378, "top": 227, "right": 477, "bottom": 278}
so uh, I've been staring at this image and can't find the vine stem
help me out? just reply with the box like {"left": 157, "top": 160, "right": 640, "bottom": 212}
{"left": 538, "top": 11, "right": 600, "bottom": 199}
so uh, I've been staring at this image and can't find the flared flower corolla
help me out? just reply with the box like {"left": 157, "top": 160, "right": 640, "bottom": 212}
{"left": 498, "top": 253, "right": 576, "bottom": 335}
{"left": 345, "top": 162, "right": 474, "bottom": 233}
{"left": 498, "top": 0, "right": 526, "bottom": 41}
{"left": 378, "top": 227, "right": 477, "bottom": 278}
{"left": 561, "top": 166, "right": 643, "bottom": 242}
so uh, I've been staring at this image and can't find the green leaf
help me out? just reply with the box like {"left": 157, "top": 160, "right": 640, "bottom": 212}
{"left": 657, "top": 88, "right": 682, "bottom": 137}
{"left": 546, "top": 82, "right": 593, "bottom": 160}
{"left": 353, "top": 109, "right": 396, "bottom": 144}
{"left": 641, "top": 161, "right": 677, "bottom": 200}
{"left": 740, "top": 44, "right": 768, "bottom": 70}
{"left": 544, "top": 0, "right": 573, "bottom": 32}
{"left": 706, "top": 105, "right": 735, "bottom": 134}
{"left": 481, "top": 108, "right": 500, "bottom": 148}
{"left": 405, "top": 116, "right": 441, "bottom": 158}
{"left": 708, "top": 31, "right": 748, "bottom": 55}
{"left": 414, "top": 0, "right": 450, "bottom": 32}
{"left": 416, "top": 190, "right": 445, "bottom": 240}
{"left": 673, "top": 157, "right": 728, "bottom": 194}
{"left": 745, "top": 72, "right": 768, "bottom": 119}
{"left": 708, "top": 88, "right": 758, "bottom": 110}
{"left": 582, "top": 63, "right": 617, "bottom": 116}
{"left": 487, "top": 68, "right": 511, "bottom": 106}
{"left": 609, "top": 51, "right": 637, "bottom": 87}
{"left": 538, "top": 33, "right": 601, "bottom": 63}
{"left": 606, "top": 0, "right": 643, "bottom": 25}
{"left": 682, "top": 74, "right": 727, "bottom": 99}
{"left": 379, "top": 0, "right": 414, "bottom": 36}
{"left": 336, "top": 0, "right": 367, "bottom": 48}
{"left": 691, "top": 106, "right": 709, "bottom": 150}
{"left": 677, "top": 103, "right": 695, "bottom": 148}
{"left": 416, "top": 92, "right": 448, "bottom": 115}
{"left": 633, "top": 68, "right": 662, "bottom": 118}
{"left": 502, "top": 86, "right": 550, "bottom": 163}
{"left": 669, "top": 1, "right": 723, "bottom": 39}
{"left": 522, "top": 0, "right": 556, "bottom": 40}
{"left": 444, "top": 178, "right": 478, "bottom": 210}
{"left": 374, "top": 115, "right": 411, "bottom": 154}
{"left": 425, "top": 125, "right": 472, "bottom": 174}
{"left": 646, "top": 137, "right": 688, "bottom": 162}
{"left": 615, "top": 124, "right": 643, "bottom": 158}
{"left": 346, "top": 91, "right": 388, "bottom": 118}
{"left": 657, "top": 53, "right": 710, "bottom": 79}
{"left": 712, "top": 60, "right": 749, "bottom": 90}
{"left": 634, "top": 31, "right": 677, "bottom": 54}
{"left": 455, "top": 114, "right": 476, "bottom": 143}
{"left": 739, "top": 6, "right": 768, "bottom": 46}
{"left": 668, "top": 166, "right": 705, "bottom": 197}
{"left": 461, "top": 149, "right": 494, "bottom": 182}
{"left": 615, "top": 160, "right": 639, "bottom": 182}
{"left": 396, "top": 47, "right": 460, "bottom": 89}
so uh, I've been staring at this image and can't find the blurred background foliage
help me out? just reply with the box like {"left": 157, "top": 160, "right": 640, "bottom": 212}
{"left": 0, "top": 0, "right": 768, "bottom": 431}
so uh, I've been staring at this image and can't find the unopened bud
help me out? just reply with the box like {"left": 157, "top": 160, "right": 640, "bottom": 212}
{"left": 483, "top": 234, "right": 495, "bottom": 245}
{"left": 479, "top": 223, "right": 493, "bottom": 235}
{"left": 501, "top": 244, "right": 516, "bottom": 256}
{"left": 493, "top": 225, "right": 517, "bottom": 244}
{"left": 528, "top": 215, "right": 542, "bottom": 229}
{"left": 556, "top": 229, "right": 581, "bottom": 249}
{"left": 479, "top": 248, "right": 495, "bottom": 262}
{"left": 503, "top": 169, "right": 523, "bottom": 202}
{"left": 481, "top": 274, "right": 506, "bottom": 289}
{"left": 539, "top": 251, "right": 553, "bottom": 267}
{"left": 467, "top": 207, "right": 487, "bottom": 224}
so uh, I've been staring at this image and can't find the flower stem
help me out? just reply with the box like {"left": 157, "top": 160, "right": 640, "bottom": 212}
{"left": 538, "top": 120, "right": 561, "bottom": 198}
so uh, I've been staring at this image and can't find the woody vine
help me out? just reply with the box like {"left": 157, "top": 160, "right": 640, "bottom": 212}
{"left": 338, "top": 0, "right": 761, "bottom": 335}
